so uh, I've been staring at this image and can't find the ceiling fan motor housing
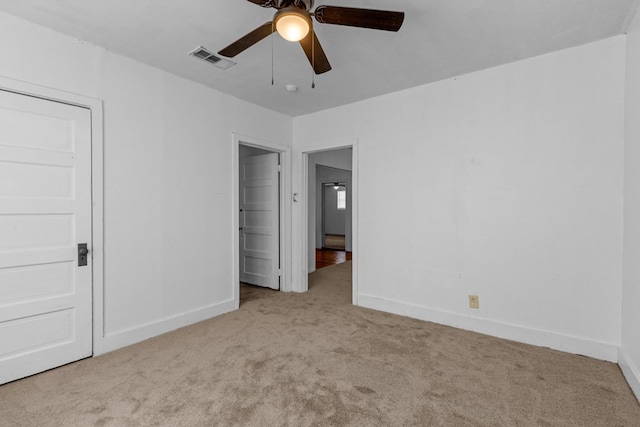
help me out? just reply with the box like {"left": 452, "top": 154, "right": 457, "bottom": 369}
{"left": 273, "top": 0, "right": 313, "bottom": 10}
{"left": 297, "top": 0, "right": 313, "bottom": 11}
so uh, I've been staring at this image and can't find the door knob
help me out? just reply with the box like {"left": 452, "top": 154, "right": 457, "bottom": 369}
{"left": 78, "top": 243, "right": 89, "bottom": 266}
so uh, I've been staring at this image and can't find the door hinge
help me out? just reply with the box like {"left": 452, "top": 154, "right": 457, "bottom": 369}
{"left": 278, "top": 269, "right": 282, "bottom": 277}
{"left": 277, "top": 165, "right": 282, "bottom": 172}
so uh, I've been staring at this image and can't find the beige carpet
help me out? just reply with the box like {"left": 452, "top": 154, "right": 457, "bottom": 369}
{"left": 1, "top": 261, "right": 639, "bottom": 426}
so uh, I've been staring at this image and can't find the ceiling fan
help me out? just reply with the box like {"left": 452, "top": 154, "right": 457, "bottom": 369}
{"left": 218, "top": 0, "right": 405, "bottom": 74}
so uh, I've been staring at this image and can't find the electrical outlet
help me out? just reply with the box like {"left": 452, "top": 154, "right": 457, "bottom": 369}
{"left": 469, "top": 295, "right": 479, "bottom": 309}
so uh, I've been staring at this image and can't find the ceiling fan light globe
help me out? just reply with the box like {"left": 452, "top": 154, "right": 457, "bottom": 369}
{"left": 274, "top": 9, "right": 311, "bottom": 42}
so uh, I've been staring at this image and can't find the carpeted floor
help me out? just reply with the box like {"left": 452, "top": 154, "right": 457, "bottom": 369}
{"left": 1, "top": 261, "right": 639, "bottom": 426}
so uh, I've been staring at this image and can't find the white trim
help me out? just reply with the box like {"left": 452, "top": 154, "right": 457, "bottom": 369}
{"left": 619, "top": 347, "right": 640, "bottom": 403}
{"left": 358, "top": 293, "right": 619, "bottom": 362}
{"left": 351, "top": 143, "right": 359, "bottom": 306}
{"left": 90, "top": 97, "right": 105, "bottom": 355}
{"left": 232, "top": 133, "right": 292, "bottom": 306}
{"left": 101, "top": 300, "right": 236, "bottom": 353}
{"left": 299, "top": 139, "right": 359, "bottom": 305}
{"left": 301, "top": 152, "right": 310, "bottom": 284}
{"left": 0, "top": 76, "right": 106, "bottom": 356}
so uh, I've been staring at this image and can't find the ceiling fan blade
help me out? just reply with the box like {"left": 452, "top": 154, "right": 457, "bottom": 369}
{"left": 245, "top": 0, "right": 274, "bottom": 7}
{"left": 218, "top": 22, "right": 275, "bottom": 57}
{"left": 314, "top": 6, "right": 405, "bottom": 32}
{"left": 299, "top": 29, "right": 332, "bottom": 74}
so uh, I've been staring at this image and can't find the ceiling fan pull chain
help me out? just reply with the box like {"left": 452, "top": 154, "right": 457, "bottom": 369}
{"left": 311, "top": 29, "right": 316, "bottom": 89}
{"left": 271, "top": 21, "right": 275, "bottom": 85}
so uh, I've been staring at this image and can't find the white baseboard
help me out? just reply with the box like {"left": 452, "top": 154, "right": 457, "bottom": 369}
{"left": 619, "top": 347, "right": 640, "bottom": 403}
{"left": 358, "top": 294, "right": 618, "bottom": 362}
{"left": 96, "top": 299, "right": 236, "bottom": 355}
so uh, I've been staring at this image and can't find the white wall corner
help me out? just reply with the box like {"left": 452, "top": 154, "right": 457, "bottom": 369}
{"left": 619, "top": 347, "right": 640, "bottom": 403}
{"left": 97, "top": 299, "right": 236, "bottom": 355}
{"left": 358, "top": 294, "right": 619, "bottom": 362}
{"left": 623, "top": 0, "right": 640, "bottom": 32}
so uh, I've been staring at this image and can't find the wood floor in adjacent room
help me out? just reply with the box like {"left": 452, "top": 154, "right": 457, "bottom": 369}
{"left": 316, "top": 248, "right": 352, "bottom": 269}
{"left": 1, "top": 261, "right": 639, "bottom": 426}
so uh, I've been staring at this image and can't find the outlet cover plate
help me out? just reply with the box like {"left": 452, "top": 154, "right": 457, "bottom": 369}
{"left": 469, "top": 295, "right": 480, "bottom": 309}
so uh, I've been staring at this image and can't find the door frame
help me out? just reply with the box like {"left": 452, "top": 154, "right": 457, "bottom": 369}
{"left": 232, "top": 133, "right": 291, "bottom": 307}
{"left": 300, "top": 139, "right": 359, "bottom": 305}
{"left": 0, "top": 76, "right": 105, "bottom": 355}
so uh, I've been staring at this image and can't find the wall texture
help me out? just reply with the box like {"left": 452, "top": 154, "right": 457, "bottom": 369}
{"left": 0, "top": 11, "right": 292, "bottom": 353}
{"left": 622, "top": 4, "right": 640, "bottom": 400}
{"left": 294, "top": 37, "right": 626, "bottom": 361}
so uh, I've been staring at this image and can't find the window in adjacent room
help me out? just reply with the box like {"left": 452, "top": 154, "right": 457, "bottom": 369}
{"left": 337, "top": 189, "right": 346, "bottom": 210}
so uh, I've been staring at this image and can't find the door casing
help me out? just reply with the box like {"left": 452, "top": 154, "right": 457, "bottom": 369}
{"left": 232, "top": 133, "right": 291, "bottom": 306}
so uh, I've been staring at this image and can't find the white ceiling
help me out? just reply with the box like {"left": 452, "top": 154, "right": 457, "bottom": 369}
{"left": 0, "top": 0, "right": 637, "bottom": 117}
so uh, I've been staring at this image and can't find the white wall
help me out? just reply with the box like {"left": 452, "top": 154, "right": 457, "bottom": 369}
{"left": 0, "top": 11, "right": 292, "bottom": 354}
{"left": 622, "top": 5, "right": 640, "bottom": 400}
{"left": 294, "top": 37, "right": 626, "bottom": 361}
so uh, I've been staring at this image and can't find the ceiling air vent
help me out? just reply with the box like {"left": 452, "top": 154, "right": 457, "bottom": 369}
{"left": 188, "top": 46, "right": 236, "bottom": 70}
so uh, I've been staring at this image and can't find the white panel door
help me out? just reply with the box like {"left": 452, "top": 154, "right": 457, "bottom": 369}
{"left": 0, "top": 89, "right": 92, "bottom": 385}
{"left": 239, "top": 153, "right": 280, "bottom": 290}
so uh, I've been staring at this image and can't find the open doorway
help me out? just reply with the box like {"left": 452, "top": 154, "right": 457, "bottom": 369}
{"left": 238, "top": 144, "right": 281, "bottom": 290}
{"left": 304, "top": 146, "right": 357, "bottom": 303}
{"left": 317, "top": 167, "right": 352, "bottom": 269}
{"left": 233, "top": 135, "right": 292, "bottom": 310}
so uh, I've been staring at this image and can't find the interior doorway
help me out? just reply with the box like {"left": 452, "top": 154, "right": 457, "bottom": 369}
{"left": 304, "top": 145, "right": 357, "bottom": 303}
{"left": 238, "top": 144, "right": 281, "bottom": 290}
{"left": 233, "top": 134, "right": 291, "bottom": 308}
